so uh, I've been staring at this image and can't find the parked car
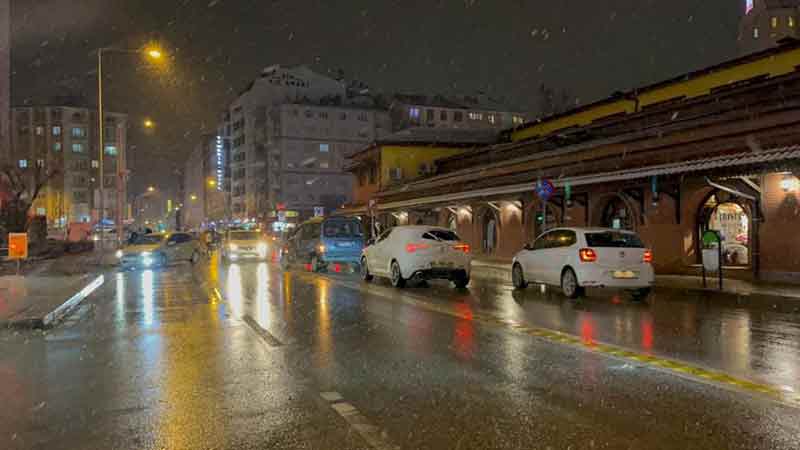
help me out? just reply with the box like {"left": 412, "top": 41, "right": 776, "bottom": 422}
{"left": 360, "top": 226, "right": 472, "bottom": 288}
{"left": 117, "top": 232, "right": 203, "bottom": 269}
{"left": 281, "top": 217, "right": 365, "bottom": 272}
{"left": 511, "top": 227, "right": 654, "bottom": 299}
{"left": 221, "top": 229, "right": 270, "bottom": 261}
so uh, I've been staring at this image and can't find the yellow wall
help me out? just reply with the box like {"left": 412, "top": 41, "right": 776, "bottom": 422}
{"left": 379, "top": 145, "right": 466, "bottom": 189}
{"left": 512, "top": 46, "right": 800, "bottom": 142}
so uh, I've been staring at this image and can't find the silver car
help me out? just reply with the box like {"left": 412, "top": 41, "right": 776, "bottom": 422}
{"left": 117, "top": 232, "right": 203, "bottom": 269}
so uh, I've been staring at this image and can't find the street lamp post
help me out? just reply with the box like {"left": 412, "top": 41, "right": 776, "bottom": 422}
{"left": 96, "top": 46, "right": 162, "bottom": 249}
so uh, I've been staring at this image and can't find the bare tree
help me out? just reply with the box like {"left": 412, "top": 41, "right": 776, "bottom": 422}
{"left": 0, "top": 163, "right": 60, "bottom": 233}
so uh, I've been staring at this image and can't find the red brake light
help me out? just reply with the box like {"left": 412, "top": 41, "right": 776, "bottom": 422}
{"left": 452, "top": 244, "right": 471, "bottom": 253}
{"left": 579, "top": 248, "right": 597, "bottom": 262}
{"left": 405, "top": 243, "right": 430, "bottom": 253}
{"left": 643, "top": 249, "right": 653, "bottom": 264}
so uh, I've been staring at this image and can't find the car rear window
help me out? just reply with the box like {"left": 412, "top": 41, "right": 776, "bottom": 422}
{"left": 585, "top": 231, "right": 644, "bottom": 248}
{"left": 422, "top": 230, "right": 460, "bottom": 241}
{"left": 323, "top": 220, "right": 363, "bottom": 238}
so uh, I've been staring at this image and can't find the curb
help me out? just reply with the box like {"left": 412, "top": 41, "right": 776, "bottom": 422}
{"left": 1, "top": 274, "right": 105, "bottom": 329}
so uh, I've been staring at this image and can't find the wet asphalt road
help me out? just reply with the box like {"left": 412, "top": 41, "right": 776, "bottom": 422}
{"left": 1, "top": 254, "right": 799, "bottom": 449}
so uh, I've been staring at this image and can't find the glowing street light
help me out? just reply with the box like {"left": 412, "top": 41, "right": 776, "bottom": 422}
{"left": 190, "top": 194, "right": 198, "bottom": 201}
{"left": 143, "top": 118, "right": 155, "bottom": 128}
{"left": 147, "top": 186, "right": 155, "bottom": 193}
{"left": 207, "top": 179, "right": 217, "bottom": 187}
{"left": 147, "top": 48, "right": 163, "bottom": 60}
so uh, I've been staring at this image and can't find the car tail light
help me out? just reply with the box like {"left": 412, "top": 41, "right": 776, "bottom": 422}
{"left": 579, "top": 248, "right": 597, "bottom": 262}
{"left": 452, "top": 244, "right": 471, "bottom": 253}
{"left": 405, "top": 243, "right": 430, "bottom": 253}
{"left": 643, "top": 249, "right": 653, "bottom": 264}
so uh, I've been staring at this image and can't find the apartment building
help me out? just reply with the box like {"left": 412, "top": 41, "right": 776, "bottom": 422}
{"left": 224, "top": 64, "right": 390, "bottom": 222}
{"left": 182, "top": 134, "right": 229, "bottom": 229}
{"left": 739, "top": 0, "right": 799, "bottom": 55}
{"left": 0, "top": 0, "right": 9, "bottom": 159}
{"left": 10, "top": 105, "right": 128, "bottom": 225}
{"left": 389, "top": 93, "right": 528, "bottom": 132}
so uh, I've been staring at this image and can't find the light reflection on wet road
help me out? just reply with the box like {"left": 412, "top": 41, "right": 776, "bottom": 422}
{"left": 0, "top": 255, "right": 799, "bottom": 449}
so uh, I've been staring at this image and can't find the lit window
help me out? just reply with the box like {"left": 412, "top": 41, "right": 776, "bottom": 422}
{"left": 468, "top": 112, "right": 484, "bottom": 121}
{"left": 409, "top": 107, "right": 420, "bottom": 119}
{"left": 53, "top": 142, "right": 62, "bottom": 152}
{"left": 790, "top": 17, "right": 796, "bottom": 28}
{"left": 72, "top": 143, "right": 84, "bottom": 153}
{"left": 52, "top": 126, "right": 61, "bottom": 136}
{"left": 320, "top": 161, "right": 329, "bottom": 169}
{"left": 753, "top": 27, "right": 759, "bottom": 38}
{"left": 771, "top": 17, "right": 778, "bottom": 28}
{"left": 71, "top": 127, "right": 85, "bottom": 138}
{"left": 18, "top": 159, "right": 28, "bottom": 168}
{"left": 91, "top": 160, "right": 99, "bottom": 168}
{"left": 35, "top": 126, "right": 44, "bottom": 136}
{"left": 512, "top": 116, "right": 525, "bottom": 125}
{"left": 488, "top": 114, "right": 496, "bottom": 125}
{"left": 36, "top": 159, "right": 45, "bottom": 167}
{"left": 104, "top": 145, "right": 118, "bottom": 156}
{"left": 319, "top": 143, "right": 330, "bottom": 153}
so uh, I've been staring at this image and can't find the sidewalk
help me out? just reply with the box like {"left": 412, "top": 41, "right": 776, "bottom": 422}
{"left": 471, "top": 258, "right": 800, "bottom": 304}
{"left": 0, "top": 251, "right": 111, "bottom": 328}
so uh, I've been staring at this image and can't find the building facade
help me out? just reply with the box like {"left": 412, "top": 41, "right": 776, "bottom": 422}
{"left": 739, "top": 0, "right": 799, "bottom": 55}
{"left": 182, "top": 134, "right": 228, "bottom": 230}
{"left": 223, "top": 64, "right": 391, "bottom": 224}
{"left": 389, "top": 93, "right": 528, "bottom": 132}
{"left": 10, "top": 105, "right": 128, "bottom": 225}
{"left": 354, "top": 41, "right": 800, "bottom": 284}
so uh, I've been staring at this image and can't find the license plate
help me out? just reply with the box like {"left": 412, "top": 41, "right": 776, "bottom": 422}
{"left": 433, "top": 261, "right": 454, "bottom": 268}
{"left": 613, "top": 270, "right": 638, "bottom": 279}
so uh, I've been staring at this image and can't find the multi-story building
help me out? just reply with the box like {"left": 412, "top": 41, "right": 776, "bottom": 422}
{"left": 739, "top": 0, "right": 799, "bottom": 55}
{"left": 182, "top": 134, "right": 229, "bottom": 229}
{"left": 265, "top": 103, "right": 390, "bottom": 224}
{"left": 225, "top": 64, "right": 390, "bottom": 222}
{"left": 389, "top": 93, "right": 528, "bottom": 132}
{"left": 10, "top": 104, "right": 128, "bottom": 225}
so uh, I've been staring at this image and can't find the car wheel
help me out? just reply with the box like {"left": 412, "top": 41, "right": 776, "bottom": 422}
{"left": 390, "top": 260, "right": 406, "bottom": 288}
{"left": 561, "top": 268, "right": 583, "bottom": 299}
{"left": 512, "top": 263, "right": 528, "bottom": 290}
{"left": 360, "top": 256, "right": 373, "bottom": 281}
{"left": 453, "top": 272, "right": 470, "bottom": 289}
{"left": 631, "top": 288, "right": 651, "bottom": 301}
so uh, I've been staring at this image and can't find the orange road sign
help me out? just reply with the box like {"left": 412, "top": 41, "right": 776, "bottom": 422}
{"left": 8, "top": 233, "right": 28, "bottom": 259}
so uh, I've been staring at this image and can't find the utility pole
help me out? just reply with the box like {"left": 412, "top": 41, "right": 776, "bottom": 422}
{"left": 0, "top": 0, "right": 11, "bottom": 161}
{"left": 97, "top": 48, "right": 105, "bottom": 249}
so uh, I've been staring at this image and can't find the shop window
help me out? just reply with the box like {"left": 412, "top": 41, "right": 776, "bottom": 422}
{"left": 700, "top": 194, "right": 750, "bottom": 266}
{"left": 481, "top": 209, "right": 498, "bottom": 254}
{"left": 601, "top": 195, "right": 635, "bottom": 230}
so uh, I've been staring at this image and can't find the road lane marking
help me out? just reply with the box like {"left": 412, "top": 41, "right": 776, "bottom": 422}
{"left": 319, "top": 392, "right": 396, "bottom": 450}
{"left": 290, "top": 270, "right": 800, "bottom": 409}
{"left": 211, "top": 287, "right": 283, "bottom": 347}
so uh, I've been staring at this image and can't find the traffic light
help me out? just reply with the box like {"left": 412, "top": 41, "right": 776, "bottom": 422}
{"left": 535, "top": 212, "right": 545, "bottom": 224}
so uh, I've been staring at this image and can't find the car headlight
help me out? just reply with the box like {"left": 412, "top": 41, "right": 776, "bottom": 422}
{"left": 141, "top": 251, "right": 151, "bottom": 258}
{"left": 115, "top": 250, "right": 123, "bottom": 259}
{"left": 229, "top": 243, "right": 238, "bottom": 251}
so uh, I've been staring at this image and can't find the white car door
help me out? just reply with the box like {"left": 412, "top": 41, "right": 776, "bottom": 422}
{"left": 523, "top": 232, "right": 552, "bottom": 283}
{"left": 544, "top": 230, "right": 578, "bottom": 285}
{"left": 367, "top": 228, "right": 391, "bottom": 276}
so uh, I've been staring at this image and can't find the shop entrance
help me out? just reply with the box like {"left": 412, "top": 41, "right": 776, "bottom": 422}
{"left": 699, "top": 193, "right": 751, "bottom": 266}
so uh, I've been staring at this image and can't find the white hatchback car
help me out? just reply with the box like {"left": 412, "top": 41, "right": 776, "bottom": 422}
{"left": 511, "top": 227, "right": 654, "bottom": 299}
{"left": 360, "top": 226, "right": 472, "bottom": 288}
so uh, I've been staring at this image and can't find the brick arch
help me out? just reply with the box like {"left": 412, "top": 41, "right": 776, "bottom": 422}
{"left": 474, "top": 205, "right": 501, "bottom": 256}
{"left": 591, "top": 192, "right": 643, "bottom": 231}
{"left": 523, "top": 200, "right": 562, "bottom": 242}
{"left": 694, "top": 188, "right": 755, "bottom": 266}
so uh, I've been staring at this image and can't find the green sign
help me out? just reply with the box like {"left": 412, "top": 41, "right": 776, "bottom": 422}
{"left": 702, "top": 230, "right": 721, "bottom": 246}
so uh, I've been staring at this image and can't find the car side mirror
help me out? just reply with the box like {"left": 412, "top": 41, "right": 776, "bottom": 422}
{"left": 524, "top": 243, "right": 534, "bottom": 251}
{"left": 366, "top": 238, "right": 375, "bottom": 246}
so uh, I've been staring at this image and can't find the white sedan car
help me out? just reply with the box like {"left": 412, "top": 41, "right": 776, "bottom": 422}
{"left": 512, "top": 227, "right": 654, "bottom": 299}
{"left": 360, "top": 226, "right": 472, "bottom": 288}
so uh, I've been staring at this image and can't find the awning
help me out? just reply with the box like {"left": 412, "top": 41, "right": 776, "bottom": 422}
{"left": 377, "top": 145, "right": 800, "bottom": 211}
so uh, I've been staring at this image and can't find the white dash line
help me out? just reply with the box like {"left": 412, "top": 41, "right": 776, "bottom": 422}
{"left": 320, "top": 392, "right": 396, "bottom": 450}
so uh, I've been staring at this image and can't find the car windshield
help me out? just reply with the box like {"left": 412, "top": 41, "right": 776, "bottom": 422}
{"left": 323, "top": 221, "right": 363, "bottom": 238}
{"left": 422, "top": 230, "right": 460, "bottom": 241}
{"left": 133, "top": 235, "right": 163, "bottom": 245}
{"left": 229, "top": 231, "right": 262, "bottom": 240}
{"left": 585, "top": 231, "right": 645, "bottom": 248}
